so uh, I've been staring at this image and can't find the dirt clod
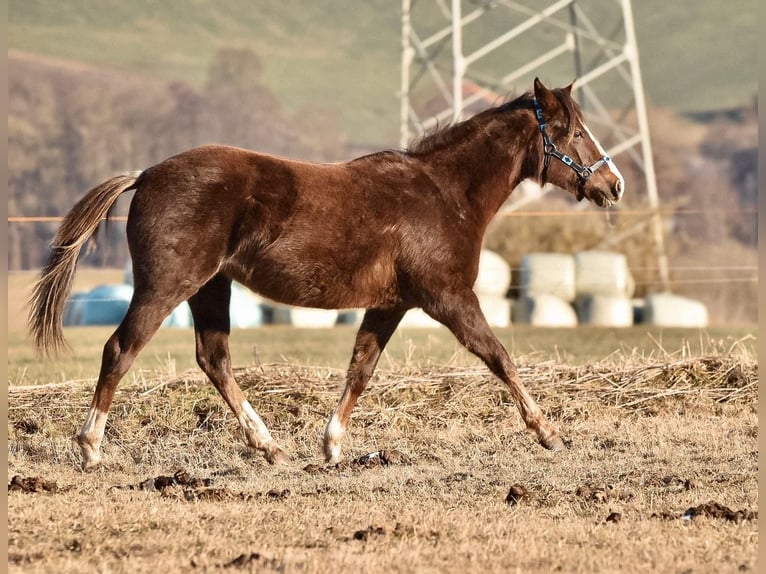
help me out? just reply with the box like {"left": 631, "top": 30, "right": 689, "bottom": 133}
{"left": 133, "top": 469, "right": 214, "bottom": 492}
{"left": 380, "top": 449, "right": 411, "bottom": 465}
{"left": 505, "top": 483, "right": 529, "bottom": 505}
{"left": 8, "top": 475, "right": 61, "bottom": 494}
{"left": 684, "top": 479, "right": 699, "bottom": 490}
{"left": 13, "top": 419, "right": 40, "bottom": 434}
{"left": 576, "top": 484, "right": 611, "bottom": 503}
{"left": 683, "top": 501, "right": 757, "bottom": 523}
{"left": 222, "top": 552, "right": 261, "bottom": 568}
{"left": 353, "top": 449, "right": 411, "bottom": 467}
{"left": 302, "top": 463, "right": 325, "bottom": 474}
{"left": 266, "top": 488, "right": 290, "bottom": 500}
{"left": 353, "top": 525, "right": 386, "bottom": 541}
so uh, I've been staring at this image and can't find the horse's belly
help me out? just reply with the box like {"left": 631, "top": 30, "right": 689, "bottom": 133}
{"left": 223, "top": 253, "right": 400, "bottom": 310}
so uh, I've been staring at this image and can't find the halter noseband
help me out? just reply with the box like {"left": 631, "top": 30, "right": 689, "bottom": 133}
{"left": 533, "top": 98, "right": 611, "bottom": 201}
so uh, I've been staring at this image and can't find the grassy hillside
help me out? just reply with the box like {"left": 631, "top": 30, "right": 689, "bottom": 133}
{"left": 8, "top": 0, "right": 758, "bottom": 146}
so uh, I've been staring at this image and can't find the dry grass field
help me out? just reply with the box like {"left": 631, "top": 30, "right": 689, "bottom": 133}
{"left": 7, "top": 270, "right": 759, "bottom": 573}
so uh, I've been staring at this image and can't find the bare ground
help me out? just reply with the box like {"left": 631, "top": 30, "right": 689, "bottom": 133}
{"left": 7, "top": 355, "right": 758, "bottom": 573}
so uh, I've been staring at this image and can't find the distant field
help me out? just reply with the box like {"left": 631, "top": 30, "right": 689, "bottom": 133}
{"left": 8, "top": 0, "right": 758, "bottom": 145}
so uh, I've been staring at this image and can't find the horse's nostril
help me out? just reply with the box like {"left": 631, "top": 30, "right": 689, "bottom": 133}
{"left": 613, "top": 179, "right": 624, "bottom": 198}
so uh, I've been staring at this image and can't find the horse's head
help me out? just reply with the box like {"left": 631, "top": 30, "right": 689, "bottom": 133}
{"left": 532, "top": 78, "right": 624, "bottom": 208}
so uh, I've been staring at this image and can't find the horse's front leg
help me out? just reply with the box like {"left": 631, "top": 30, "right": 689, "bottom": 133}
{"left": 424, "top": 288, "right": 565, "bottom": 451}
{"left": 323, "top": 307, "right": 405, "bottom": 464}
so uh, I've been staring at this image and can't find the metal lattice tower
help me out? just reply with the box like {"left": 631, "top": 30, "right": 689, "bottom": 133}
{"left": 400, "top": 0, "right": 669, "bottom": 290}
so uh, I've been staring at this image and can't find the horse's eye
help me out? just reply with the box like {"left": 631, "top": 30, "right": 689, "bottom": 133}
{"left": 574, "top": 130, "right": 583, "bottom": 139}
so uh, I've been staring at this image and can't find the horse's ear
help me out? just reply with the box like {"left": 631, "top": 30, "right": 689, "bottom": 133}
{"left": 533, "top": 77, "right": 547, "bottom": 98}
{"left": 533, "top": 77, "right": 558, "bottom": 112}
{"left": 563, "top": 81, "right": 575, "bottom": 96}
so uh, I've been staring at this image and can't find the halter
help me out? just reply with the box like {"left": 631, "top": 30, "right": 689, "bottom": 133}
{"left": 533, "top": 98, "right": 611, "bottom": 201}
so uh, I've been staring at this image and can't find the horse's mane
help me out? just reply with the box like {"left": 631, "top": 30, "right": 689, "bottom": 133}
{"left": 407, "top": 87, "right": 581, "bottom": 155}
{"left": 407, "top": 93, "right": 531, "bottom": 155}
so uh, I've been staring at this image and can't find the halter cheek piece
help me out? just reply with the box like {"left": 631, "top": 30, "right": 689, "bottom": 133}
{"left": 533, "top": 98, "right": 611, "bottom": 202}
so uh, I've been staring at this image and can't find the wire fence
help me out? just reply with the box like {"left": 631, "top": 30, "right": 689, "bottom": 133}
{"left": 8, "top": 208, "right": 758, "bottom": 290}
{"left": 7, "top": 207, "right": 758, "bottom": 222}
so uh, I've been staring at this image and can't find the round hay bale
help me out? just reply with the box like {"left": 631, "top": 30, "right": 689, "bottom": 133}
{"left": 398, "top": 309, "right": 442, "bottom": 329}
{"left": 575, "top": 250, "right": 635, "bottom": 298}
{"left": 520, "top": 252, "right": 576, "bottom": 302}
{"left": 575, "top": 295, "right": 633, "bottom": 327}
{"left": 474, "top": 249, "right": 511, "bottom": 296}
{"left": 270, "top": 305, "right": 339, "bottom": 328}
{"left": 643, "top": 293, "right": 708, "bottom": 327}
{"left": 62, "top": 292, "right": 89, "bottom": 326}
{"left": 632, "top": 298, "right": 645, "bottom": 324}
{"left": 81, "top": 284, "right": 134, "bottom": 325}
{"left": 478, "top": 295, "right": 511, "bottom": 328}
{"left": 512, "top": 294, "right": 577, "bottom": 327}
{"left": 229, "top": 283, "right": 265, "bottom": 328}
{"left": 336, "top": 310, "right": 363, "bottom": 326}
{"left": 162, "top": 302, "right": 193, "bottom": 328}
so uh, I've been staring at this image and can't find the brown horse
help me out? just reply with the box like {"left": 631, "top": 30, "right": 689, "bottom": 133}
{"left": 30, "top": 78, "right": 624, "bottom": 471}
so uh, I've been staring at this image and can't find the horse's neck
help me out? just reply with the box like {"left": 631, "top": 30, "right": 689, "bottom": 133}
{"left": 424, "top": 116, "right": 540, "bottom": 227}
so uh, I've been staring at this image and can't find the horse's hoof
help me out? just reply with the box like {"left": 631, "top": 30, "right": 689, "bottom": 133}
{"left": 81, "top": 459, "right": 101, "bottom": 473}
{"left": 76, "top": 438, "right": 102, "bottom": 472}
{"left": 265, "top": 446, "right": 293, "bottom": 465}
{"left": 540, "top": 433, "right": 566, "bottom": 451}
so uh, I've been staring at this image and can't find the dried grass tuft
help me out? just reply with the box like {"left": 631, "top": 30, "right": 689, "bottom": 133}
{"left": 9, "top": 353, "right": 757, "bottom": 441}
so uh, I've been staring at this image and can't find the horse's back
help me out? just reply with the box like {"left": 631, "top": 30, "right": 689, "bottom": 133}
{"left": 125, "top": 144, "right": 474, "bottom": 310}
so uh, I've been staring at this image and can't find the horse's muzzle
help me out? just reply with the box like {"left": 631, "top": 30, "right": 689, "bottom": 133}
{"left": 612, "top": 178, "right": 624, "bottom": 202}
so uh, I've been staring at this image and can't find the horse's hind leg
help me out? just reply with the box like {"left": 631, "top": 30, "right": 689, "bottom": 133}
{"left": 77, "top": 291, "right": 187, "bottom": 471}
{"left": 424, "top": 288, "right": 565, "bottom": 451}
{"left": 188, "top": 274, "right": 291, "bottom": 464}
{"left": 324, "top": 307, "right": 406, "bottom": 464}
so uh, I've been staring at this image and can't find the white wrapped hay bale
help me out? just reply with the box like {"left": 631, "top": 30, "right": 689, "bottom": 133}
{"left": 336, "top": 309, "right": 364, "bottom": 326}
{"left": 270, "top": 305, "right": 339, "bottom": 328}
{"left": 474, "top": 249, "right": 511, "bottom": 296}
{"left": 228, "top": 283, "right": 265, "bottom": 328}
{"left": 575, "top": 295, "right": 633, "bottom": 327}
{"left": 575, "top": 250, "right": 635, "bottom": 298}
{"left": 512, "top": 294, "right": 577, "bottom": 327}
{"left": 163, "top": 302, "right": 193, "bottom": 328}
{"left": 520, "top": 253, "right": 576, "bottom": 302}
{"left": 478, "top": 295, "right": 512, "bottom": 328}
{"left": 398, "top": 308, "right": 442, "bottom": 329}
{"left": 643, "top": 293, "right": 708, "bottom": 327}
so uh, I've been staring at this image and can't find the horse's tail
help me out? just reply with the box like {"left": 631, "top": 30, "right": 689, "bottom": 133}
{"left": 29, "top": 171, "right": 142, "bottom": 356}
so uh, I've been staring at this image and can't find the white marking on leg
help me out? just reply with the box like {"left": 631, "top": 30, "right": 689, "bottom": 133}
{"left": 77, "top": 407, "right": 108, "bottom": 469}
{"left": 323, "top": 414, "right": 344, "bottom": 463}
{"left": 238, "top": 400, "right": 274, "bottom": 450}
